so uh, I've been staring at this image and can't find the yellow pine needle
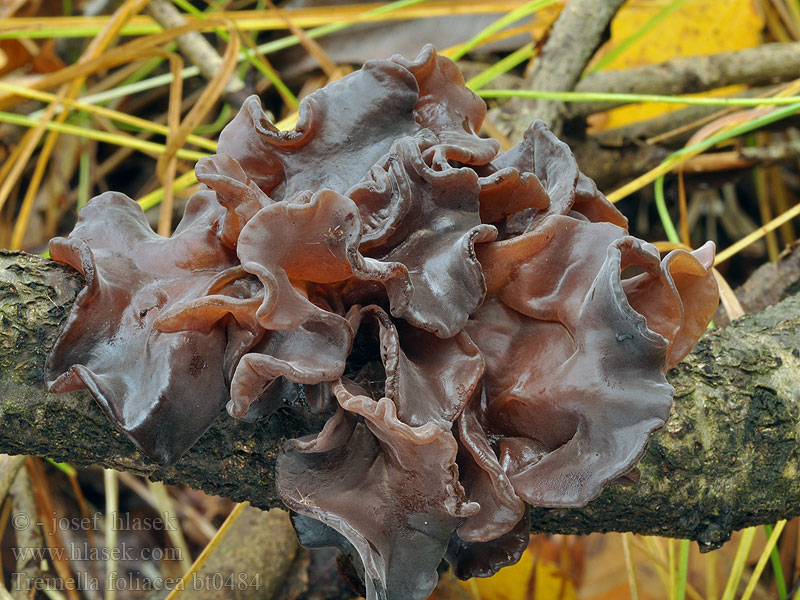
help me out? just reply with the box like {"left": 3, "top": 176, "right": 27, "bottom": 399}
{"left": 164, "top": 502, "right": 249, "bottom": 599}
{"left": 0, "top": 82, "right": 216, "bottom": 150}
{"left": 721, "top": 527, "right": 758, "bottom": 600}
{"left": 10, "top": 0, "right": 154, "bottom": 250}
{"left": 621, "top": 534, "right": 641, "bottom": 600}
{"left": 263, "top": 0, "right": 338, "bottom": 77}
{"left": 741, "top": 520, "right": 787, "bottom": 600}
{"left": 137, "top": 170, "right": 198, "bottom": 212}
{"left": 157, "top": 53, "right": 184, "bottom": 238}
{"left": 715, "top": 200, "right": 800, "bottom": 265}
{"left": 104, "top": 468, "right": 119, "bottom": 600}
{"left": 445, "top": 0, "right": 559, "bottom": 61}
{"left": 0, "top": 112, "right": 209, "bottom": 161}
{"left": 0, "top": 1, "right": 534, "bottom": 39}
{"left": 443, "top": 23, "right": 536, "bottom": 60}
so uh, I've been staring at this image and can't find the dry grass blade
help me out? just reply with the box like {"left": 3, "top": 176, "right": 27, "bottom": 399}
{"left": 753, "top": 163, "right": 781, "bottom": 262}
{"left": 26, "top": 458, "right": 81, "bottom": 600}
{"left": 152, "top": 20, "right": 240, "bottom": 236}
{"left": 164, "top": 502, "right": 249, "bottom": 600}
{"left": 645, "top": 80, "right": 800, "bottom": 146}
{"left": 264, "top": 0, "right": 337, "bottom": 76}
{"left": 0, "top": 455, "right": 26, "bottom": 505}
{"left": 713, "top": 269, "right": 745, "bottom": 321}
{"left": 0, "top": 18, "right": 233, "bottom": 112}
{"left": 7, "top": 0, "right": 153, "bottom": 250}
{"left": 0, "top": 81, "right": 217, "bottom": 150}
{"left": 677, "top": 169, "right": 690, "bottom": 245}
{"left": 147, "top": 481, "right": 193, "bottom": 573}
{"left": 621, "top": 534, "right": 641, "bottom": 600}
{"left": 715, "top": 201, "right": 800, "bottom": 264}
{"left": 104, "top": 468, "right": 118, "bottom": 600}
{"left": 118, "top": 473, "right": 216, "bottom": 540}
{"left": 0, "top": 98, "right": 60, "bottom": 218}
{"left": 160, "top": 23, "right": 240, "bottom": 165}
{"left": 608, "top": 80, "right": 800, "bottom": 205}
{"left": 0, "top": 12, "right": 231, "bottom": 251}
{"left": 10, "top": 107, "right": 65, "bottom": 249}
{"left": 769, "top": 165, "right": 797, "bottom": 246}
{"left": 156, "top": 52, "right": 184, "bottom": 237}
{"left": 629, "top": 536, "right": 704, "bottom": 600}
{"left": 0, "top": 2, "right": 535, "bottom": 39}
{"left": 63, "top": 464, "right": 101, "bottom": 585}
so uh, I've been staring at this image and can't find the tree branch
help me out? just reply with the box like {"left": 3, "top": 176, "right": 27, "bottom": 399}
{"left": 2, "top": 249, "right": 800, "bottom": 550}
{"left": 507, "top": 0, "right": 626, "bottom": 136}
{"left": 570, "top": 42, "right": 800, "bottom": 118}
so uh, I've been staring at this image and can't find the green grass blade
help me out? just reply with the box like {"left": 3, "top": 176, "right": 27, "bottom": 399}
{"left": 449, "top": 0, "right": 558, "bottom": 61}
{"left": 742, "top": 521, "right": 787, "bottom": 600}
{"left": 169, "top": 0, "right": 299, "bottom": 109}
{"left": 466, "top": 42, "right": 534, "bottom": 90}
{"left": 609, "top": 101, "right": 800, "bottom": 204}
{"left": 138, "top": 170, "right": 199, "bottom": 212}
{"left": 77, "top": 143, "right": 90, "bottom": 210}
{"left": 33, "top": 0, "right": 429, "bottom": 111}
{"left": 0, "top": 111, "right": 210, "bottom": 161}
{"left": 721, "top": 527, "right": 757, "bottom": 600}
{"left": 763, "top": 523, "right": 788, "bottom": 600}
{"left": 676, "top": 539, "right": 690, "bottom": 600}
{"left": 193, "top": 103, "right": 232, "bottom": 134}
{"left": 654, "top": 174, "right": 680, "bottom": 244}
{"left": 45, "top": 458, "right": 76, "bottom": 476}
{"left": 477, "top": 89, "right": 800, "bottom": 107}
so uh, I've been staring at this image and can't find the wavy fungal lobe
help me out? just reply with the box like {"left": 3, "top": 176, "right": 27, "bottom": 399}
{"left": 46, "top": 45, "right": 718, "bottom": 600}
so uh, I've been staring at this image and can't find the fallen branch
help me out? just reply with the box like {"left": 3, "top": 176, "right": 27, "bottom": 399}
{"left": 577, "top": 139, "right": 800, "bottom": 190}
{"left": 507, "top": 0, "right": 626, "bottom": 136}
{"left": 570, "top": 42, "right": 800, "bottom": 118}
{"left": 1, "top": 250, "right": 800, "bottom": 550}
{"left": 145, "top": 0, "right": 247, "bottom": 101}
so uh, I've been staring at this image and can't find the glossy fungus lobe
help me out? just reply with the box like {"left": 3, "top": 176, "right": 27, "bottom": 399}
{"left": 46, "top": 45, "right": 719, "bottom": 600}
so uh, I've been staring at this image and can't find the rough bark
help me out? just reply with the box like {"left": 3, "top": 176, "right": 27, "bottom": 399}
{"left": 2, "top": 250, "right": 800, "bottom": 550}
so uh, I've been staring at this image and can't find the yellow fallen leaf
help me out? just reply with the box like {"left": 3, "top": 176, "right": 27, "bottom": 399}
{"left": 593, "top": 0, "right": 764, "bottom": 129}
{"left": 459, "top": 538, "right": 579, "bottom": 600}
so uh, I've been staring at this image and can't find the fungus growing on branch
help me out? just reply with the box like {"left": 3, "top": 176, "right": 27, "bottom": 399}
{"left": 45, "top": 45, "right": 718, "bottom": 600}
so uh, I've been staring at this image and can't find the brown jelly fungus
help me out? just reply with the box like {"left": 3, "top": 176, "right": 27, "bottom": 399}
{"left": 46, "top": 45, "right": 718, "bottom": 600}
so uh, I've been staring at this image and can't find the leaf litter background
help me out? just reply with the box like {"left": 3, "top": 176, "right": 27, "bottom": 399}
{"left": 1, "top": 0, "right": 800, "bottom": 598}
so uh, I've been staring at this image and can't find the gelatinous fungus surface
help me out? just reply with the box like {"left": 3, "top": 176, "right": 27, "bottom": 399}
{"left": 46, "top": 45, "right": 719, "bottom": 600}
